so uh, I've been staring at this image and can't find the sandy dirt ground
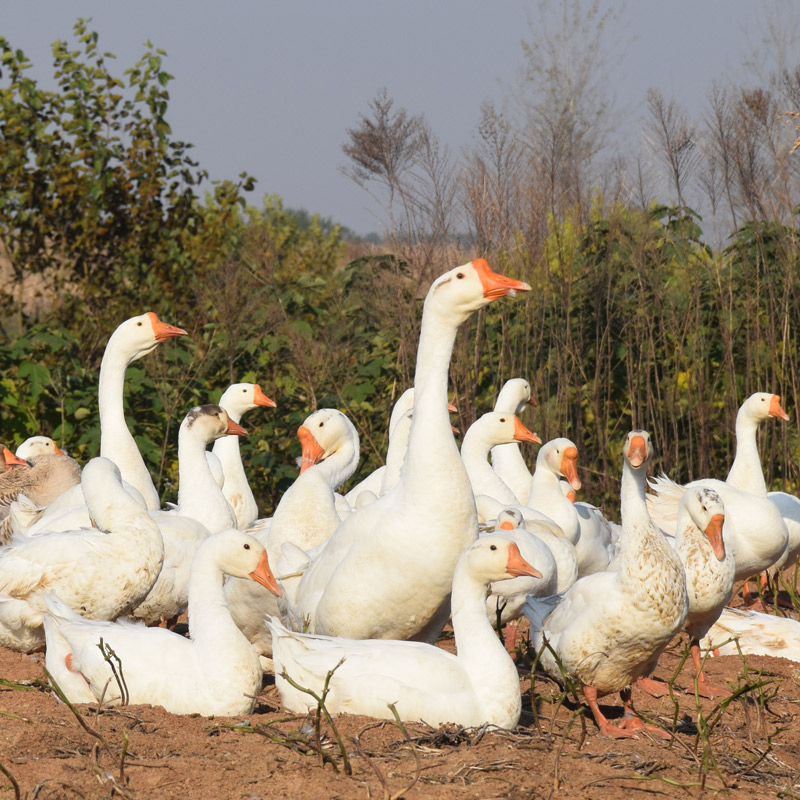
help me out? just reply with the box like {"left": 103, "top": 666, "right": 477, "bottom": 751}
{"left": 1, "top": 601, "right": 799, "bottom": 800}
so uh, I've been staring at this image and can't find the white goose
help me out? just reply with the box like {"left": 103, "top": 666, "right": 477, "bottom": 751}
{"left": 43, "top": 529, "right": 281, "bottom": 716}
{"left": 461, "top": 411, "right": 541, "bottom": 506}
{"left": 672, "top": 486, "right": 734, "bottom": 698}
{"left": 648, "top": 392, "right": 790, "bottom": 584}
{"left": 490, "top": 378, "right": 536, "bottom": 503}
{"left": 213, "top": 382, "right": 276, "bottom": 528}
{"left": 0, "top": 457, "right": 164, "bottom": 652}
{"left": 98, "top": 312, "right": 188, "bottom": 510}
{"left": 291, "top": 259, "right": 530, "bottom": 641}
{"left": 481, "top": 509, "right": 556, "bottom": 649}
{"left": 132, "top": 404, "right": 247, "bottom": 625}
{"left": 269, "top": 536, "right": 540, "bottom": 728}
{"left": 225, "top": 408, "right": 360, "bottom": 657}
{"left": 701, "top": 606, "right": 800, "bottom": 662}
{"left": 524, "top": 431, "right": 688, "bottom": 738}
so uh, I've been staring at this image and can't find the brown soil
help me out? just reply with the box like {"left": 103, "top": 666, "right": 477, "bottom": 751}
{"left": 2, "top": 617, "right": 799, "bottom": 800}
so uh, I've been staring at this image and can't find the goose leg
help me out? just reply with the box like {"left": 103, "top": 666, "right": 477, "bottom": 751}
{"left": 635, "top": 675, "right": 670, "bottom": 697}
{"left": 690, "top": 639, "right": 732, "bottom": 699}
{"left": 582, "top": 685, "right": 638, "bottom": 739}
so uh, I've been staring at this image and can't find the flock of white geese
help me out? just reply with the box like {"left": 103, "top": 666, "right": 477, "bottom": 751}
{"left": 2, "top": 258, "right": 800, "bottom": 739}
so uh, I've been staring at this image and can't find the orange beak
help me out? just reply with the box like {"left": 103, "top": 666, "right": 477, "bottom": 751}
{"left": 253, "top": 384, "right": 277, "bottom": 408}
{"left": 527, "top": 397, "right": 538, "bottom": 407}
{"left": 147, "top": 312, "right": 188, "bottom": 341}
{"left": 627, "top": 435, "right": 648, "bottom": 468}
{"left": 53, "top": 444, "right": 67, "bottom": 456}
{"left": 249, "top": 551, "right": 282, "bottom": 597}
{"left": 297, "top": 425, "right": 325, "bottom": 472}
{"left": 499, "top": 520, "right": 515, "bottom": 531}
{"left": 560, "top": 446, "right": 582, "bottom": 490}
{"left": 705, "top": 514, "right": 726, "bottom": 561}
{"left": 3, "top": 448, "right": 28, "bottom": 468}
{"left": 770, "top": 395, "right": 790, "bottom": 421}
{"left": 448, "top": 402, "right": 458, "bottom": 413}
{"left": 566, "top": 489, "right": 576, "bottom": 503}
{"left": 472, "top": 258, "right": 531, "bottom": 300}
{"left": 513, "top": 416, "right": 541, "bottom": 444}
{"left": 505, "top": 543, "right": 542, "bottom": 579}
{"left": 225, "top": 414, "right": 248, "bottom": 437}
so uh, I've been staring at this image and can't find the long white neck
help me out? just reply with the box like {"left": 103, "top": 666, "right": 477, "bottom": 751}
{"left": 528, "top": 462, "right": 579, "bottom": 542}
{"left": 381, "top": 415, "right": 412, "bottom": 495}
{"left": 461, "top": 427, "right": 517, "bottom": 505}
{"left": 178, "top": 430, "right": 236, "bottom": 533}
{"left": 212, "top": 407, "right": 258, "bottom": 527}
{"left": 450, "top": 563, "right": 520, "bottom": 726}
{"left": 98, "top": 339, "right": 160, "bottom": 511}
{"left": 726, "top": 410, "right": 767, "bottom": 496}
{"left": 187, "top": 556, "right": 254, "bottom": 660}
{"left": 403, "top": 298, "right": 471, "bottom": 505}
{"left": 490, "top": 442, "right": 531, "bottom": 504}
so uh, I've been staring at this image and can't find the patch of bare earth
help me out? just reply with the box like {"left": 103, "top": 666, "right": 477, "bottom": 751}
{"left": 1, "top": 623, "right": 799, "bottom": 800}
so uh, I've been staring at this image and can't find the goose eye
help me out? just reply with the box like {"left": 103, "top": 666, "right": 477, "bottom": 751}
{"left": 136, "top": 321, "right": 143, "bottom": 326}
{"left": 319, "top": 422, "right": 324, "bottom": 428}
{"left": 244, "top": 543, "right": 250, "bottom": 550}
{"left": 490, "top": 544, "right": 497, "bottom": 551}
{"left": 456, "top": 272, "right": 465, "bottom": 279}
{"left": 499, "top": 417, "right": 506, "bottom": 423}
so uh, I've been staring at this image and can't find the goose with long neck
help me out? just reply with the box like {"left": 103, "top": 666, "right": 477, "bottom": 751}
{"left": 292, "top": 259, "right": 530, "bottom": 641}
{"left": 490, "top": 378, "right": 536, "bottom": 503}
{"left": 672, "top": 486, "right": 734, "bottom": 698}
{"left": 525, "top": 431, "right": 688, "bottom": 738}
{"left": 212, "top": 382, "right": 276, "bottom": 528}
{"left": 268, "top": 536, "right": 540, "bottom": 728}
{"left": 129, "top": 405, "right": 247, "bottom": 625}
{"left": 225, "top": 408, "right": 360, "bottom": 657}
{"left": 0, "top": 457, "right": 164, "bottom": 652}
{"left": 99, "top": 312, "right": 187, "bottom": 510}
{"left": 461, "top": 411, "right": 540, "bottom": 505}
{"left": 43, "top": 529, "right": 281, "bottom": 715}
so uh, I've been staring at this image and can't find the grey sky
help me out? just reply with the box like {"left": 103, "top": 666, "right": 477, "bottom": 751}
{"left": 2, "top": 1, "right": 795, "bottom": 235}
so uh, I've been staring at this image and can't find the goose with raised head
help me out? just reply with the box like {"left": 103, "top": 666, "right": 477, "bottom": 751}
{"left": 490, "top": 378, "right": 536, "bottom": 503}
{"left": 98, "top": 312, "right": 187, "bottom": 510}
{"left": 212, "top": 382, "right": 276, "bottom": 528}
{"left": 269, "top": 536, "right": 540, "bottom": 728}
{"left": 647, "top": 393, "right": 790, "bottom": 583}
{"left": 131, "top": 404, "right": 247, "bottom": 625}
{"left": 524, "top": 431, "right": 688, "bottom": 738}
{"left": 0, "top": 457, "right": 164, "bottom": 652}
{"left": 672, "top": 486, "right": 734, "bottom": 698}
{"left": 291, "top": 259, "right": 530, "bottom": 641}
{"left": 225, "top": 408, "right": 360, "bottom": 656}
{"left": 461, "top": 411, "right": 541, "bottom": 506}
{"left": 43, "top": 529, "right": 281, "bottom": 715}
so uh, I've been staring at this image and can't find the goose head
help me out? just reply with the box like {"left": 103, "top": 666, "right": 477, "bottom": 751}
{"left": 182, "top": 404, "right": 248, "bottom": 445}
{"left": 218, "top": 382, "right": 277, "bottom": 418}
{"left": 495, "top": 378, "right": 536, "bottom": 415}
{"left": 624, "top": 430, "right": 653, "bottom": 471}
{"left": 199, "top": 529, "right": 281, "bottom": 596}
{"left": 497, "top": 508, "right": 525, "bottom": 531}
{"left": 682, "top": 487, "right": 726, "bottom": 561}
{"left": 107, "top": 312, "right": 187, "bottom": 364}
{"left": 297, "top": 408, "right": 360, "bottom": 476}
{"left": 741, "top": 392, "right": 789, "bottom": 424}
{"left": 538, "top": 438, "right": 582, "bottom": 491}
{"left": 16, "top": 436, "right": 66, "bottom": 459}
{"left": 425, "top": 259, "right": 531, "bottom": 324}
{"left": 461, "top": 535, "right": 542, "bottom": 584}
{"left": 465, "top": 411, "right": 541, "bottom": 450}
